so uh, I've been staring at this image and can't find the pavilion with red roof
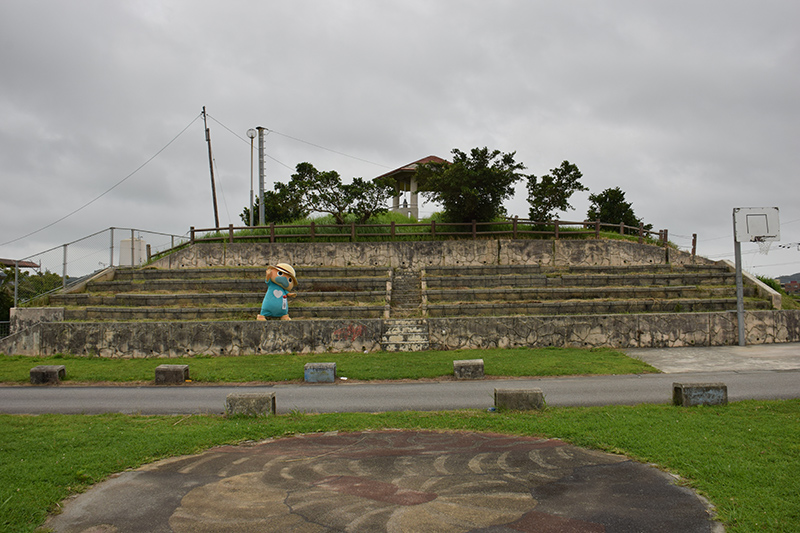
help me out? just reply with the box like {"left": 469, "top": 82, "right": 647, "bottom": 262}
{"left": 375, "top": 155, "right": 447, "bottom": 219}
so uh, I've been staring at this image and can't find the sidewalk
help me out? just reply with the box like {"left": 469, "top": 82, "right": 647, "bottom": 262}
{"left": 623, "top": 342, "right": 800, "bottom": 373}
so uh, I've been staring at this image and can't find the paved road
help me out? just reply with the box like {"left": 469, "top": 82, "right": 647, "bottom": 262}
{"left": 2, "top": 343, "right": 799, "bottom": 415}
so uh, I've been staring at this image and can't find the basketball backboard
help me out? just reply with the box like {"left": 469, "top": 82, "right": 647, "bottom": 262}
{"left": 733, "top": 207, "right": 780, "bottom": 243}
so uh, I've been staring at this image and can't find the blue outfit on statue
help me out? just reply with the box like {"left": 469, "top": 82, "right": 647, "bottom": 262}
{"left": 260, "top": 278, "right": 289, "bottom": 318}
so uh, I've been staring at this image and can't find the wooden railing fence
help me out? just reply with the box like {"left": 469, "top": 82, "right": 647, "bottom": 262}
{"left": 189, "top": 217, "right": 678, "bottom": 249}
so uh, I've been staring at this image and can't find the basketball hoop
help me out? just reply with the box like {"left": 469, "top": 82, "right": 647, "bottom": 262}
{"left": 754, "top": 236, "right": 772, "bottom": 255}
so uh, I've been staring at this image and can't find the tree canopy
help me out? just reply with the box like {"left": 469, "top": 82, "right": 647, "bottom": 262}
{"left": 415, "top": 147, "right": 525, "bottom": 223}
{"left": 240, "top": 182, "right": 308, "bottom": 226}
{"left": 586, "top": 186, "right": 652, "bottom": 233}
{"left": 242, "top": 162, "right": 394, "bottom": 226}
{"left": 526, "top": 160, "right": 587, "bottom": 222}
{"left": 0, "top": 267, "right": 13, "bottom": 321}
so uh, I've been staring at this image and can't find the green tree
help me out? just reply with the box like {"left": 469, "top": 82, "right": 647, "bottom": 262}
{"left": 586, "top": 187, "right": 652, "bottom": 233}
{"left": 287, "top": 162, "right": 349, "bottom": 224}
{"left": 241, "top": 163, "right": 395, "bottom": 226}
{"left": 347, "top": 176, "right": 395, "bottom": 224}
{"left": 526, "top": 160, "right": 588, "bottom": 222}
{"left": 1, "top": 267, "right": 13, "bottom": 321}
{"left": 279, "top": 162, "right": 395, "bottom": 225}
{"left": 5, "top": 269, "right": 63, "bottom": 306}
{"left": 415, "top": 147, "right": 525, "bottom": 223}
{"left": 240, "top": 183, "right": 308, "bottom": 226}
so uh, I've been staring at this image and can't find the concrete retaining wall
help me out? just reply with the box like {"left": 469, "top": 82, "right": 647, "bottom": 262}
{"left": 153, "top": 239, "right": 711, "bottom": 270}
{"left": 427, "top": 310, "right": 800, "bottom": 349}
{"left": 2, "top": 310, "right": 798, "bottom": 357}
{"left": 10, "top": 307, "right": 64, "bottom": 336}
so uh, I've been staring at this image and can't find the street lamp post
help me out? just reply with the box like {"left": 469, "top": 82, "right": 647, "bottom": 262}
{"left": 246, "top": 128, "right": 257, "bottom": 226}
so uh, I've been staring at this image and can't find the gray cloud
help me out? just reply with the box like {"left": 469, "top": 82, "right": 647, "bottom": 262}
{"left": 1, "top": 0, "right": 798, "bottom": 276}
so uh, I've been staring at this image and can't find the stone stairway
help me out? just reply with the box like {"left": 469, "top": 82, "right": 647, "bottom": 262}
{"left": 45, "top": 262, "right": 773, "bottom": 324}
{"left": 390, "top": 268, "right": 422, "bottom": 318}
{"left": 50, "top": 266, "right": 391, "bottom": 321}
{"left": 422, "top": 264, "right": 771, "bottom": 317}
{"left": 380, "top": 319, "right": 430, "bottom": 352}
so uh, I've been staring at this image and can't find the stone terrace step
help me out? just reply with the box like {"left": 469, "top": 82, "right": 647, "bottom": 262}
{"left": 87, "top": 277, "right": 388, "bottom": 293}
{"left": 425, "top": 285, "right": 748, "bottom": 303}
{"left": 423, "top": 272, "right": 736, "bottom": 289}
{"left": 422, "top": 263, "right": 729, "bottom": 277}
{"left": 64, "top": 304, "right": 385, "bottom": 321}
{"left": 52, "top": 291, "right": 386, "bottom": 307}
{"left": 425, "top": 297, "right": 771, "bottom": 317}
{"left": 54, "top": 265, "right": 392, "bottom": 322}
{"left": 114, "top": 266, "right": 391, "bottom": 281}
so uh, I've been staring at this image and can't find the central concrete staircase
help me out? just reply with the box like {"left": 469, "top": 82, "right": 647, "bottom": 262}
{"left": 390, "top": 268, "right": 423, "bottom": 317}
{"left": 380, "top": 319, "right": 430, "bottom": 352}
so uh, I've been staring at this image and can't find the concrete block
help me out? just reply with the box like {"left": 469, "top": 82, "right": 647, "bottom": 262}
{"left": 155, "top": 364, "right": 189, "bottom": 385}
{"left": 304, "top": 362, "right": 336, "bottom": 383}
{"left": 454, "top": 359, "right": 484, "bottom": 379}
{"left": 673, "top": 382, "right": 728, "bottom": 407}
{"left": 30, "top": 365, "right": 66, "bottom": 384}
{"left": 494, "top": 388, "right": 545, "bottom": 411}
{"left": 225, "top": 392, "right": 276, "bottom": 416}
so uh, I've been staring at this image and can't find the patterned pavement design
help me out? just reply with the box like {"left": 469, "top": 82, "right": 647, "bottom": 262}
{"left": 46, "top": 430, "right": 718, "bottom": 532}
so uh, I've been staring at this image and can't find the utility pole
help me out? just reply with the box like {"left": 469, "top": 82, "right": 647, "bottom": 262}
{"left": 202, "top": 106, "right": 220, "bottom": 229}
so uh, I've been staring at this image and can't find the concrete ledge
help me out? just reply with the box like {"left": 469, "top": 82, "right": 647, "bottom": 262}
{"left": 304, "top": 362, "right": 336, "bottom": 383}
{"left": 225, "top": 392, "right": 276, "bottom": 416}
{"left": 30, "top": 365, "right": 66, "bottom": 385}
{"left": 454, "top": 359, "right": 484, "bottom": 379}
{"left": 495, "top": 388, "right": 545, "bottom": 411}
{"left": 673, "top": 382, "right": 728, "bottom": 407}
{"left": 155, "top": 364, "right": 189, "bottom": 384}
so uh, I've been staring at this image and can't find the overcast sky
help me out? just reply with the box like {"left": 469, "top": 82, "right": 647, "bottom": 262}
{"left": 1, "top": 1, "right": 798, "bottom": 277}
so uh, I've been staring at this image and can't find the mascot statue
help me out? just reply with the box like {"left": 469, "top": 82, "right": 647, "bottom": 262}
{"left": 257, "top": 263, "right": 297, "bottom": 321}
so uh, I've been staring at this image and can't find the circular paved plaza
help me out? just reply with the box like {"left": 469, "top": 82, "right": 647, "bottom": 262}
{"left": 47, "top": 430, "right": 718, "bottom": 532}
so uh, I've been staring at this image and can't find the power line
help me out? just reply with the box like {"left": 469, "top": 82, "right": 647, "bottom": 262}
{"left": 206, "top": 114, "right": 393, "bottom": 172}
{"left": 268, "top": 130, "right": 391, "bottom": 168}
{"left": 206, "top": 115, "right": 292, "bottom": 171}
{"left": 0, "top": 114, "right": 202, "bottom": 249}
{"left": 266, "top": 127, "right": 391, "bottom": 170}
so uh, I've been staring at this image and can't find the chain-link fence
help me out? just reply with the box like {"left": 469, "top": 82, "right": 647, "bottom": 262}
{"left": 7, "top": 227, "right": 189, "bottom": 308}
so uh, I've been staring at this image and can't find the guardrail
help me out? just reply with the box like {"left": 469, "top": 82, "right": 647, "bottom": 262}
{"left": 189, "top": 218, "right": 671, "bottom": 246}
{"left": 6, "top": 227, "right": 189, "bottom": 307}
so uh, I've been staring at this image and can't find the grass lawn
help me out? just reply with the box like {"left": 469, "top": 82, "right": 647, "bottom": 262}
{"left": 1, "top": 401, "right": 798, "bottom": 532}
{"left": 0, "top": 346, "right": 657, "bottom": 384}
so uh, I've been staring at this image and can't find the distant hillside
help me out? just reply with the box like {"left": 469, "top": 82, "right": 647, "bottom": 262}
{"left": 777, "top": 273, "right": 800, "bottom": 284}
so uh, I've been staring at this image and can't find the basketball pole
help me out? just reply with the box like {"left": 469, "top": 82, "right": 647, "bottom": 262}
{"left": 734, "top": 236, "right": 746, "bottom": 346}
{"left": 732, "top": 206, "right": 780, "bottom": 347}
